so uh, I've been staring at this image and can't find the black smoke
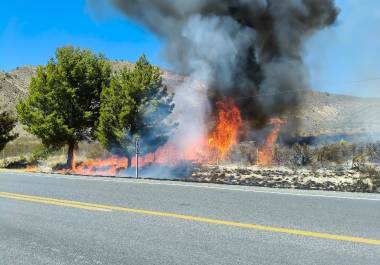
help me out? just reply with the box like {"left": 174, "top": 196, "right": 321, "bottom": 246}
{"left": 93, "top": 0, "right": 338, "bottom": 132}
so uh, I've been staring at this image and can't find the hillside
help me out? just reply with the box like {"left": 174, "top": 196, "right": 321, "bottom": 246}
{"left": 1, "top": 63, "right": 380, "bottom": 139}
{"left": 0, "top": 66, "right": 36, "bottom": 112}
{"left": 298, "top": 90, "right": 380, "bottom": 136}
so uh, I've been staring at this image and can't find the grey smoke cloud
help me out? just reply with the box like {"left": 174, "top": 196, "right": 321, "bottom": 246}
{"left": 93, "top": 0, "right": 338, "bottom": 134}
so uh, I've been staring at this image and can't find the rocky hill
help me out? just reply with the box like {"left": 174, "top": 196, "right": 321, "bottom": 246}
{"left": 1, "top": 63, "right": 380, "bottom": 139}
{"left": 0, "top": 66, "right": 36, "bottom": 112}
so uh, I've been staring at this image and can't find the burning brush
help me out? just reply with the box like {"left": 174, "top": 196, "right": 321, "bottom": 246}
{"left": 257, "top": 118, "right": 286, "bottom": 167}
{"left": 71, "top": 98, "right": 243, "bottom": 176}
{"left": 70, "top": 99, "right": 286, "bottom": 176}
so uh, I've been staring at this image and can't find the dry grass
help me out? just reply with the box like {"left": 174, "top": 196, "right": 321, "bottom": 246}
{"left": 1, "top": 136, "right": 40, "bottom": 158}
{"left": 0, "top": 137, "right": 108, "bottom": 168}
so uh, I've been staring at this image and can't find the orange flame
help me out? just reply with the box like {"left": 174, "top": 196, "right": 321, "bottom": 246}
{"left": 26, "top": 165, "right": 38, "bottom": 172}
{"left": 69, "top": 98, "right": 242, "bottom": 176}
{"left": 207, "top": 99, "right": 242, "bottom": 161}
{"left": 72, "top": 152, "right": 76, "bottom": 171}
{"left": 74, "top": 156, "right": 129, "bottom": 176}
{"left": 257, "top": 118, "right": 285, "bottom": 167}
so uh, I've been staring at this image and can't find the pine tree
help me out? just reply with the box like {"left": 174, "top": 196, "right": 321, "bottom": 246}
{"left": 17, "top": 46, "right": 111, "bottom": 169}
{"left": 97, "top": 54, "right": 175, "bottom": 167}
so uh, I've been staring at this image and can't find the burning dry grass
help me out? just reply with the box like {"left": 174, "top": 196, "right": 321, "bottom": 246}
{"left": 2, "top": 136, "right": 380, "bottom": 193}
{"left": 257, "top": 118, "right": 285, "bottom": 166}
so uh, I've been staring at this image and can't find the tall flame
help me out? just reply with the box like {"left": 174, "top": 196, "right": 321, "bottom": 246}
{"left": 70, "top": 98, "right": 242, "bottom": 176}
{"left": 257, "top": 118, "right": 285, "bottom": 167}
{"left": 207, "top": 99, "right": 242, "bottom": 161}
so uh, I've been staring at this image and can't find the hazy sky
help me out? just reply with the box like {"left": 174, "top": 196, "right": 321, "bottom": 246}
{"left": 0, "top": 0, "right": 379, "bottom": 96}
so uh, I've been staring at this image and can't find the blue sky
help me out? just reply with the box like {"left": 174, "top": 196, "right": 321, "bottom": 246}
{"left": 1, "top": 0, "right": 379, "bottom": 96}
{"left": 0, "top": 0, "right": 163, "bottom": 70}
{"left": 304, "top": 0, "right": 380, "bottom": 97}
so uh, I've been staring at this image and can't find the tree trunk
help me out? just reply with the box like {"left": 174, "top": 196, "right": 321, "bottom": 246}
{"left": 67, "top": 142, "right": 76, "bottom": 170}
{"left": 126, "top": 154, "right": 131, "bottom": 169}
{"left": 115, "top": 154, "right": 131, "bottom": 176}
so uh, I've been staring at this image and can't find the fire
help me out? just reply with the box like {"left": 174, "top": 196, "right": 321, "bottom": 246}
{"left": 207, "top": 99, "right": 242, "bottom": 161}
{"left": 26, "top": 165, "right": 38, "bottom": 172}
{"left": 73, "top": 156, "right": 129, "bottom": 176}
{"left": 51, "top": 100, "right": 287, "bottom": 175}
{"left": 72, "top": 152, "right": 76, "bottom": 171}
{"left": 257, "top": 118, "right": 285, "bottom": 167}
{"left": 69, "top": 98, "right": 242, "bottom": 176}
{"left": 35, "top": 100, "right": 286, "bottom": 176}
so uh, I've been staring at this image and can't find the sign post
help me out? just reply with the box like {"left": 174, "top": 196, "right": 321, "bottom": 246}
{"left": 135, "top": 137, "right": 140, "bottom": 179}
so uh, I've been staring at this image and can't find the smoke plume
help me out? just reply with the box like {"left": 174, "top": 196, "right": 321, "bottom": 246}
{"left": 93, "top": 0, "right": 338, "bottom": 136}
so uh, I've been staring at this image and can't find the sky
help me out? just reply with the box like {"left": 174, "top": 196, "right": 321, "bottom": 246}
{"left": 0, "top": 0, "right": 379, "bottom": 97}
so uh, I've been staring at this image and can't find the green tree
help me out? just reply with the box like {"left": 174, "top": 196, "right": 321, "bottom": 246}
{"left": 17, "top": 46, "right": 111, "bottom": 169}
{"left": 97, "top": 54, "right": 175, "bottom": 167}
{"left": 0, "top": 112, "right": 18, "bottom": 152}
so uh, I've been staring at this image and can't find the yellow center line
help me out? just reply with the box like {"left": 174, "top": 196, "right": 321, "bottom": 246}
{"left": 1, "top": 191, "right": 379, "bottom": 246}
{"left": 0, "top": 192, "right": 111, "bottom": 212}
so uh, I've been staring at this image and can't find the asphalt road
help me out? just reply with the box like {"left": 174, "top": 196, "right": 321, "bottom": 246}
{"left": 0, "top": 171, "right": 379, "bottom": 265}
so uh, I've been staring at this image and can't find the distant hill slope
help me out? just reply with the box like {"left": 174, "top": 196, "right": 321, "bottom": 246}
{"left": 1, "top": 62, "right": 380, "bottom": 138}
{"left": 298, "top": 90, "right": 380, "bottom": 136}
{"left": 0, "top": 66, "right": 36, "bottom": 112}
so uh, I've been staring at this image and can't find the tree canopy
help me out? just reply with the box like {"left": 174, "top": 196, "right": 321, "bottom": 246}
{"left": 0, "top": 112, "right": 18, "bottom": 152}
{"left": 97, "top": 54, "right": 175, "bottom": 166}
{"left": 17, "top": 45, "right": 111, "bottom": 168}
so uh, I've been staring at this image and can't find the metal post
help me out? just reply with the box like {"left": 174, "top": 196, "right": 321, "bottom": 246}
{"left": 256, "top": 147, "right": 259, "bottom": 166}
{"left": 135, "top": 137, "right": 140, "bottom": 179}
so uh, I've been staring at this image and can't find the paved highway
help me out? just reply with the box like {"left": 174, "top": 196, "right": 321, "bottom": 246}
{"left": 0, "top": 171, "right": 379, "bottom": 265}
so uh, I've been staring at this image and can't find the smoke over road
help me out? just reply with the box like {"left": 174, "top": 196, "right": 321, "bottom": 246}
{"left": 90, "top": 0, "right": 338, "bottom": 144}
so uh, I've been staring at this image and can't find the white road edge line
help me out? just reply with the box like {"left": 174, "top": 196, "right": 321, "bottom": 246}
{"left": 3, "top": 172, "right": 380, "bottom": 201}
